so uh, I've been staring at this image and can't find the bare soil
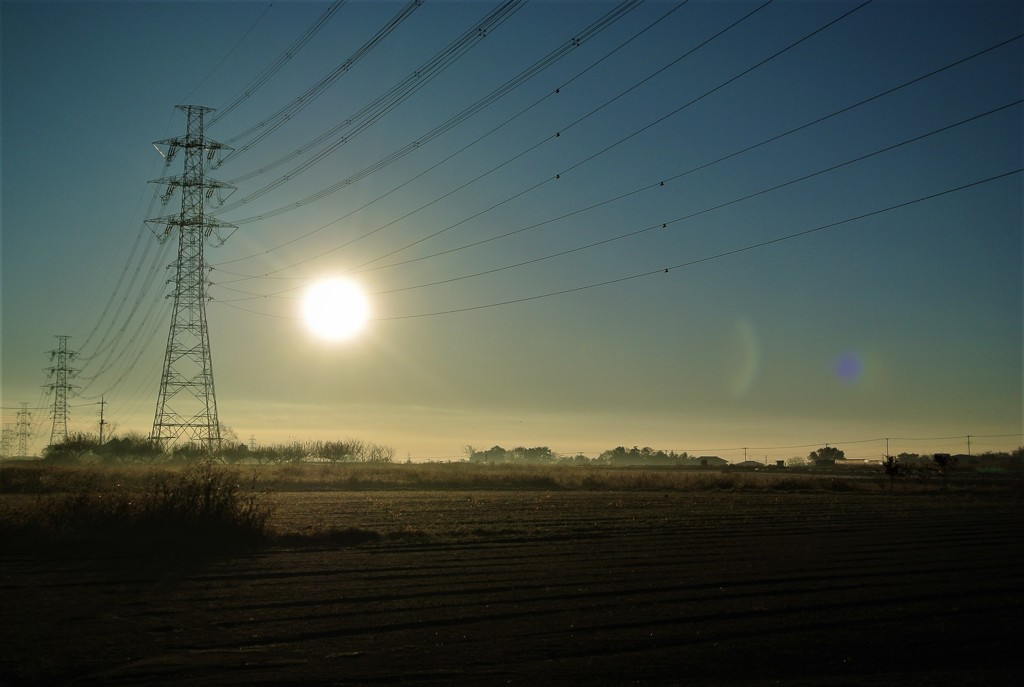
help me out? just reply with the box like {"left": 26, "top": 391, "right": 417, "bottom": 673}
{"left": 2, "top": 491, "right": 1021, "bottom": 685}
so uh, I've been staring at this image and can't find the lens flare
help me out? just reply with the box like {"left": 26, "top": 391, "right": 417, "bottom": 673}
{"left": 834, "top": 352, "right": 863, "bottom": 384}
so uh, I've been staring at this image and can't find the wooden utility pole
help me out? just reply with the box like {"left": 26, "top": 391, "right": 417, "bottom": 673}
{"left": 99, "top": 396, "right": 108, "bottom": 444}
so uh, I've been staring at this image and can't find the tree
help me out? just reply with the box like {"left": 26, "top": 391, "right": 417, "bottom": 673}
{"left": 468, "top": 446, "right": 509, "bottom": 463}
{"left": 43, "top": 432, "right": 100, "bottom": 462}
{"left": 808, "top": 445, "right": 845, "bottom": 464}
{"left": 932, "top": 453, "right": 956, "bottom": 491}
{"left": 99, "top": 432, "right": 163, "bottom": 463}
{"left": 220, "top": 442, "right": 250, "bottom": 464}
{"left": 881, "top": 455, "right": 903, "bottom": 491}
{"left": 318, "top": 439, "right": 363, "bottom": 464}
{"left": 559, "top": 453, "right": 591, "bottom": 465}
{"left": 366, "top": 443, "right": 394, "bottom": 463}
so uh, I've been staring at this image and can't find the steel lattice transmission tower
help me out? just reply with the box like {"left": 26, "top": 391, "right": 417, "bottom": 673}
{"left": 44, "top": 335, "right": 78, "bottom": 446}
{"left": 147, "top": 105, "right": 235, "bottom": 451}
{"left": 16, "top": 403, "right": 32, "bottom": 457}
{"left": 1, "top": 425, "right": 14, "bottom": 458}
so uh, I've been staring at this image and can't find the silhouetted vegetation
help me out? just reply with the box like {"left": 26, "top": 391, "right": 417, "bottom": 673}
{"left": 0, "top": 460, "right": 273, "bottom": 554}
{"left": 465, "top": 444, "right": 727, "bottom": 467}
{"left": 3, "top": 453, "right": 1022, "bottom": 559}
{"left": 809, "top": 445, "right": 845, "bottom": 464}
{"left": 5, "top": 459, "right": 1021, "bottom": 499}
{"left": 42, "top": 431, "right": 162, "bottom": 464}
{"left": 38, "top": 431, "right": 396, "bottom": 466}
{"left": 465, "top": 445, "right": 559, "bottom": 464}
{"left": 882, "top": 455, "right": 903, "bottom": 491}
{"left": 250, "top": 439, "right": 396, "bottom": 465}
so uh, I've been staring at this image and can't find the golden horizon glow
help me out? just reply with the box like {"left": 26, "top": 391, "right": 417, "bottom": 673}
{"left": 301, "top": 278, "right": 370, "bottom": 341}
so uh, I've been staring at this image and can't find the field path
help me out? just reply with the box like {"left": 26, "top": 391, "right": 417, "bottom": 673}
{"left": 2, "top": 491, "right": 1021, "bottom": 685}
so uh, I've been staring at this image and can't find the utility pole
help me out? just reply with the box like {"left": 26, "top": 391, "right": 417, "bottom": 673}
{"left": 98, "top": 396, "right": 108, "bottom": 445}
{"left": 16, "top": 402, "right": 32, "bottom": 457}
{"left": 147, "top": 104, "right": 235, "bottom": 452}
{"left": 44, "top": 335, "right": 78, "bottom": 446}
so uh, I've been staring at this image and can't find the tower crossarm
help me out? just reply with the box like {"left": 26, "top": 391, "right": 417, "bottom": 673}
{"left": 149, "top": 175, "right": 236, "bottom": 193}
{"left": 146, "top": 213, "right": 237, "bottom": 238}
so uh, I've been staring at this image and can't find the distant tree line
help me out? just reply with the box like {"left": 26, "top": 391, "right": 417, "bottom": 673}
{"left": 234, "top": 439, "right": 395, "bottom": 465}
{"left": 38, "top": 431, "right": 394, "bottom": 465}
{"left": 464, "top": 445, "right": 561, "bottom": 465}
{"left": 464, "top": 445, "right": 727, "bottom": 467}
{"left": 33, "top": 432, "right": 1022, "bottom": 474}
{"left": 880, "top": 449, "right": 1023, "bottom": 477}
{"left": 464, "top": 443, "right": 1024, "bottom": 472}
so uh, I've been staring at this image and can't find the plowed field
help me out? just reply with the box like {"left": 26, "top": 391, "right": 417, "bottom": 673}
{"left": 2, "top": 491, "right": 1021, "bottom": 685}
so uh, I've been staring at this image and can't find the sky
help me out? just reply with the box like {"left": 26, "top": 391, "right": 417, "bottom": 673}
{"left": 2, "top": 0, "right": 1022, "bottom": 462}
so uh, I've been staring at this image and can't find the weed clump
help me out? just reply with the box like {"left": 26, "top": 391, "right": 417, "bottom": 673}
{"left": 0, "top": 461, "right": 273, "bottom": 555}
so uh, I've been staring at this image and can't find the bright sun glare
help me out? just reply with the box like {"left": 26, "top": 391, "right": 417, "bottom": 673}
{"left": 301, "top": 278, "right": 370, "bottom": 341}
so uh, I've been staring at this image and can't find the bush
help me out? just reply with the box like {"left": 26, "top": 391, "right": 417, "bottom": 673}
{"left": 0, "top": 460, "right": 274, "bottom": 554}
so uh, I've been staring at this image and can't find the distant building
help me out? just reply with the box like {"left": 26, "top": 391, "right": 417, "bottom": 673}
{"left": 694, "top": 456, "right": 728, "bottom": 468}
{"left": 835, "top": 458, "right": 882, "bottom": 467}
{"left": 733, "top": 460, "right": 764, "bottom": 469}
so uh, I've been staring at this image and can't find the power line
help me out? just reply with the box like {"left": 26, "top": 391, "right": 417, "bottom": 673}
{"left": 213, "top": 167, "right": 1021, "bottom": 321}
{"left": 370, "top": 101, "right": 1021, "bottom": 295}
{"left": 182, "top": 1, "right": 279, "bottom": 106}
{"left": 223, "top": 0, "right": 543, "bottom": 187}
{"left": 362, "top": 0, "right": 858, "bottom": 271}
{"left": 215, "top": 0, "right": 535, "bottom": 208}
{"left": 209, "top": 2, "right": 344, "bottom": 127}
{"left": 369, "top": 168, "right": 1024, "bottom": 321}
{"left": 217, "top": 0, "right": 426, "bottom": 160}
{"left": 213, "top": 0, "right": 771, "bottom": 267}
{"left": 216, "top": 0, "right": 871, "bottom": 277}
{"left": 344, "top": 14, "right": 1018, "bottom": 279}
{"left": 213, "top": 92, "right": 1021, "bottom": 304}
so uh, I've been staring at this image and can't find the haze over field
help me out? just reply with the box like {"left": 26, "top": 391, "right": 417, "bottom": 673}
{"left": 2, "top": 0, "right": 1021, "bottom": 460}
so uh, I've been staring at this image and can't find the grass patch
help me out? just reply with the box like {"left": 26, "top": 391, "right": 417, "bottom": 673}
{"left": 0, "top": 461, "right": 273, "bottom": 555}
{"left": 4, "top": 461, "right": 1020, "bottom": 498}
{"left": 2, "top": 461, "right": 1018, "bottom": 557}
{"left": 252, "top": 462, "right": 882, "bottom": 493}
{"left": 276, "top": 526, "right": 383, "bottom": 547}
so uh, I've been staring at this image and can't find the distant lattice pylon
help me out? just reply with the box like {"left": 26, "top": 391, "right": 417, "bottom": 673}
{"left": 44, "top": 335, "right": 78, "bottom": 446}
{"left": 147, "top": 105, "right": 235, "bottom": 451}
{"left": 16, "top": 402, "right": 32, "bottom": 456}
{"left": 1, "top": 424, "right": 14, "bottom": 458}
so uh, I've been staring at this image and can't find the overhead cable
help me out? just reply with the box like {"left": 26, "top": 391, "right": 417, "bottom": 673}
{"left": 208, "top": 2, "right": 344, "bottom": 126}
{"left": 217, "top": 0, "right": 424, "bottom": 161}
{"left": 212, "top": 0, "right": 688, "bottom": 270}
{"left": 220, "top": 0, "right": 871, "bottom": 276}
{"left": 216, "top": 0, "right": 537, "bottom": 209}
{"left": 213, "top": 168, "right": 1021, "bottom": 320}
{"left": 210, "top": 100, "right": 1020, "bottom": 302}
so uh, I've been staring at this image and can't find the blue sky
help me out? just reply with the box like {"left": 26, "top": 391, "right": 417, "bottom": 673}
{"left": 2, "top": 0, "right": 1021, "bottom": 460}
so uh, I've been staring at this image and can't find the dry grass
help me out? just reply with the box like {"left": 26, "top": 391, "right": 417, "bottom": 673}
{"left": 1, "top": 460, "right": 1018, "bottom": 556}
{"left": 2, "top": 459, "right": 1018, "bottom": 496}
{"left": 253, "top": 461, "right": 1016, "bottom": 494}
{"left": 0, "top": 460, "right": 273, "bottom": 554}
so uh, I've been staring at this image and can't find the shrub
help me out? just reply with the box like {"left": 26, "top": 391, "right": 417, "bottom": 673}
{"left": 0, "top": 460, "right": 273, "bottom": 554}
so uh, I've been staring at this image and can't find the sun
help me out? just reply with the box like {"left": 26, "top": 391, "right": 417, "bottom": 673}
{"left": 301, "top": 278, "right": 370, "bottom": 341}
